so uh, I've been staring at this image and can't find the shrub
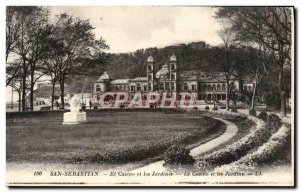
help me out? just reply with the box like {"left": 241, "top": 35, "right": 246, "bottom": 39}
{"left": 268, "top": 114, "right": 282, "bottom": 131}
{"left": 195, "top": 117, "right": 279, "bottom": 171}
{"left": 249, "top": 109, "right": 256, "bottom": 117}
{"left": 258, "top": 111, "right": 268, "bottom": 121}
{"left": 215, "top": 125, "right": 290, "bottom": 172}
{"left": 230, "top": 107, "right": 237, "bottom": 113}
{"left": 213, "top": 106, "right": 218, "bottom": 110}
{"left": 163, "top": 145, "right": 195, "bottom": 169}
{"left": 205, "top": 106, "right": 209, "bottom": 110}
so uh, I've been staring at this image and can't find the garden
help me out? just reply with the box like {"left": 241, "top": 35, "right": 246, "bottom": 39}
{"left": 6, "top": 110, "right": 226, "bottom": 167}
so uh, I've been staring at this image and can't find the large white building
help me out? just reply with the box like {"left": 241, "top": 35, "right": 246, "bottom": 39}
{"left": 93, "top": 54, "right": 242, "bottom": 103}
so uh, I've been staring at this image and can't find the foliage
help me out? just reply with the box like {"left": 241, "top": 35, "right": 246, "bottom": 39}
{"left": 267, "top": 114, "right": 282, "bottom": 131}
{"left": 230, "top": 107, "right": 237, "bottom": 113}
{"left": 249, "top": 109, "right": 256, "bottom": 117}
{"left": 195, "top": 114, "right": 281, "bottom": 171}
{"left": 258, "top": 111, "right": 268, "bottom": 121}
{"left": 163, "top": 145, "right": 195, "bottom": 169}
{"left": 215, "top": 124, "right": 291, "bottom": 172}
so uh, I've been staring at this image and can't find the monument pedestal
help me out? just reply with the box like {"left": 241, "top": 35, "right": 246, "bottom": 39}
{"left": 63, "top": 111, "right": 86, "bottom": 125}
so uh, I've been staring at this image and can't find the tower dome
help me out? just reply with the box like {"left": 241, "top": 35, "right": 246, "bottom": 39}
{"left": 147, "top": 55, "right": 154, "bottom": 62}
{"left": 170, "top": 54, "right": 176, "bottom": 62}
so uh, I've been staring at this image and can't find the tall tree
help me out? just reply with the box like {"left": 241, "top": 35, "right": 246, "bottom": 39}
{"left": 216, "top": 7, "right": 292, "bottom": 116}
{"left": 52, "top": 14, "right": 109, "bottom": 109}
{"left": 10, "top": 6, "right": 53, "bottom": 111}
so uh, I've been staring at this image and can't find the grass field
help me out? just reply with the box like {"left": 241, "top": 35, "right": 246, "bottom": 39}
{"left": 6, "top": 111, "right": 224, "bottom": 164}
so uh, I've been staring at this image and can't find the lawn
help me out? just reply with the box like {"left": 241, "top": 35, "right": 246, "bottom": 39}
{"left": 6, "top": 111, "right": 225, "bottom": 164}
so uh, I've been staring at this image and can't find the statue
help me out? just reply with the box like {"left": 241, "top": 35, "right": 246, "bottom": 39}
{"left": 69, "top": 95, "right": 81, "bottom": 112}
{"left": 63, "top": 95, "right": 87, "bottom": 125}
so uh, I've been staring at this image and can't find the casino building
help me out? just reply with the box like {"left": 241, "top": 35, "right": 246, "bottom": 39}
{"left": 93, "top": 54, "right": 241, "bottom": 103}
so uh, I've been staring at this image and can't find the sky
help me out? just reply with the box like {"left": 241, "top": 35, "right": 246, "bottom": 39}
{"left": 50, "top": 6, "right": 223, "bottom": 53}
{"left": 6, "top": 6, "right": 224, "bottom": 103}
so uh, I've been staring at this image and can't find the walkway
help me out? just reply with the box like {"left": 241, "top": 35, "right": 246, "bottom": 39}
{"left": 133, "top": 117, "right": 238, "bottom": 173}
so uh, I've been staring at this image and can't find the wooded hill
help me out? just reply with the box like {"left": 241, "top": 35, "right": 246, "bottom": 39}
{"left": 106, "top": 41, "right": 222, "bottom": 80}
{"left": 66, "top": 41, "right": 223, "bottom": 93}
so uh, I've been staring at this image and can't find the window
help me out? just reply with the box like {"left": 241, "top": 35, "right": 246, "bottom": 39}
{"left": 171, "top": 64, "right": 175, "bottom": 70}
{"left": 148, "top": 65, "right": 152, "bottom": 71}
{"left": 217, "top": 84, "right": 221, "bottom": 91}
{"left": 166, "top": 83, "right": 170, "bottom": 90}
{"left": 143, "top": 85, "right": 147, "bottom": 91}
{"left": 137, "top": 84, "right": 141, "bottom": 91}
{"left": 160, "top": 83, "right": 164, "bottom": 90}
{"left": 130, "top": 85, "right": 135, "bottom": 91}
{"left": 171, "top": 73, "right": 176, "bottom": 80}
{"left": 212, "top": 84, "right": 216, "bottom": 90}
{"left": 222, "top": 84, "right": 226, "bottom": 90}
{"left": 96, "top": 85, "right": 101, "bottom": 92}
{"left": 207, "top": 84, "right": 212, "bottom": 91}
{"left": 184, "top": 83, "right": 188, "bottom": 91}
{"left": 192, "top": 84, "right": 196, "bottom": 91}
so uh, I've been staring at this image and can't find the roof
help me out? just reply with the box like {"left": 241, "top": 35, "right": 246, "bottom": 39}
{"left": 111, "top": 79, "right": 129, "bottom": 84}
{"left": 156, "top": 64, "right": 169, "bottom": 78}
{"left": 95, "top": 71, "right": 110, "bottom": 82}
{"left": 130, "top": 77, "right": 147, "bottom": 82}
{"left": 170, "top": 54, "right": 177, "bottom": 62}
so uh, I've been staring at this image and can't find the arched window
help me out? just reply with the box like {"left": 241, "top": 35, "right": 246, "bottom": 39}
{"left": 217, "top": 84, "right": 221, "bottom": 91}
{"left": 137, "top": 83, "right": 141, "bottom": 91}
{"left": 222, "top": 84, "right": 226, "bottom": 90}
{"left": 212, "top": 84, "right": 216, "bottom": 90}
{"left": 207, "top": 84, "right": 212, "bottom": 91}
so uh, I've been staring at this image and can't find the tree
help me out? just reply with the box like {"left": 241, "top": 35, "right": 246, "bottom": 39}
{"left": 216, "top": 7, "right": 292, "bottom": 116}
{"left": 52, "top": 13, "right": 109, "bottom": 109}
{"left": 9, "top": 6, "right": 53, "bottom": 111}
{"left": 41, "top": 38, "right": 66, "bottom": 110}
{"left": 207, "top": 46, "right": 243, "bottom": 110}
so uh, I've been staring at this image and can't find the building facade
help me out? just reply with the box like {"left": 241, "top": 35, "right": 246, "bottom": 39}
{"left": 93, "top": 55, "right": 240, "bottom": 103}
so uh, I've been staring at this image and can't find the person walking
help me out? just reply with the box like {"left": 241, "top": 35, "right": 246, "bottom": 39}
{"left": 56, "top": 100, "right": 60, "bottom": 110}
{"left": 89, "top": 100, "right": 92, "bottom": 109}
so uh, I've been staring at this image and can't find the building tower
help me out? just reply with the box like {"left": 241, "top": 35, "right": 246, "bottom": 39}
{"left": 147, "top": 55, "right": 154, "bottom": 92}
{"left": 169, "top": 54, "right": 177, "bottom": 92}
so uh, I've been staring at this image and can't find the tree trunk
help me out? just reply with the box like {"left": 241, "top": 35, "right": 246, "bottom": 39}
{"left": 30, "top": 69, "right": 34, "bottom": 111}
{"left": 226, "top": 86, "right": 230, "bottom": 110}
{"left": 59, "top": 76, "right": 65, "bottom": 110}
{"left": 51, "top": 79, "right": 56, "bottom": 110}
{"left": 251, "top": 84, "right": 257, "bottom": 110}
{"left": 279, "top": 69, "right": 287, "bottom": 117}
{"left": 18, "top": 91, "right": 21, "bottom": 112}
{"left": 21, "top": 60, "right": 26, "bottom": 112}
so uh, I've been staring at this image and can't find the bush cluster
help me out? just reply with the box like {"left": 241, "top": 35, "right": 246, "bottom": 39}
{"left": 216, "top": 124, "right": 291, "bottom": 172}
{"left": 249, "top": 109, "right": 257, "bottom": 117}
{"left": 195, "top": 113, "right": 282, "bottom": 171}
{"left": 212, "top": 106, "right": 218, "bottom": 110}
{"left": 230, "top": 107, "right": 238, "bottom": 113}
{"left": 163, "top": 145, "right": 195, "bottom": 169}
{"left": 258, "top": 111, "right": 268, "bottom": 121}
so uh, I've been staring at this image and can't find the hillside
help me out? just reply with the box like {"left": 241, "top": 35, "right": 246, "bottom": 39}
{"left": 67, "top": 41, "right": 223, "bottom": 93}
